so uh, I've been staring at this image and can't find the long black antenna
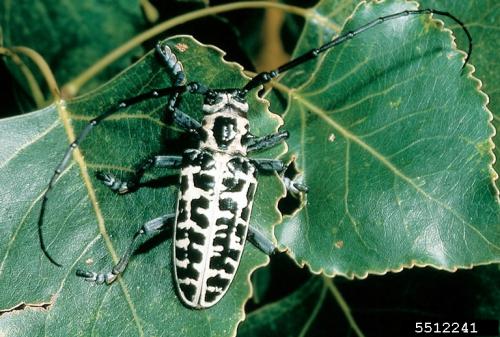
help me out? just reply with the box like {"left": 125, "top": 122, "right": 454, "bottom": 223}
{"left": 38, "top": 85, "right": 190, "bottom": 267}
{"left": 242, "top": 8, "right": 472, "bottom": 94}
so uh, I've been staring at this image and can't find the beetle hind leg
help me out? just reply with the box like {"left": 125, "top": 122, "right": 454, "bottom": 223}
{"left": 77, "top": 213, "right": 175, "bottom": 284}
{"left": 247, "top": 226, "right": 278, "bottom": 256}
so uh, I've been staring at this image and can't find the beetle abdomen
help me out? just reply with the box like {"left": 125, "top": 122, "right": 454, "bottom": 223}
{"left": 174, "top": 149, "right": 257, "bottom": 308}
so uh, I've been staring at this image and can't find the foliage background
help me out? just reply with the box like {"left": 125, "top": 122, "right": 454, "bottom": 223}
{"left": 1, "top": 0, "right": 499, "bottom": 336}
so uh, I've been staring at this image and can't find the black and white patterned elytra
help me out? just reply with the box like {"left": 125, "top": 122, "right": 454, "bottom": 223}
{"left": 62, "top": 43, "right": 290, "bottom": 310}
{"left": 174, "top": 93, "right": 257, "bottom": 308}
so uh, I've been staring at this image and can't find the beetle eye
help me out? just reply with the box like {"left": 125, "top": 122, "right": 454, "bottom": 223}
{"left": 204, "top": 91, "right": 217, "bottom": 105}
{"left": 204, "top": 91, "right": 224, "bottom": 106}
{"left": 232, "top": 95, "right": 246, "bottom": 104}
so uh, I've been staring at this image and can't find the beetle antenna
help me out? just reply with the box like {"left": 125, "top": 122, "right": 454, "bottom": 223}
{"left": 38, "top": 85, "right": 191, "bottom": 267}
{"left": 241, "top": 8, "right": 472, "bottom": 95}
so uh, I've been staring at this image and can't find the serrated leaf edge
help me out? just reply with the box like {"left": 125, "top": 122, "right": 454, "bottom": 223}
{"left": 275, "top": 0, "right": 500, "bottom": 279}
{"left": 54, "top": 35, "right": 286, "bottom": 337}
{"left": 184, "top": 36, "right": 288, "bottom": 337}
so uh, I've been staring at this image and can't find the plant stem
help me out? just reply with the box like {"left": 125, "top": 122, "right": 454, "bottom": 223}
{"left": 63, "top": 1, "right": 325, "bottom": 96}
{"left": 1, "top": 46, "right": 59, "bottom": 104}
{"left": 324, "top": 277, "right": 366, "bottom": 337}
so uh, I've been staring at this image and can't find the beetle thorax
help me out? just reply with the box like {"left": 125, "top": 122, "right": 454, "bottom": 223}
{"left": 199, "top": 111, "right": 249, "bottom": 155}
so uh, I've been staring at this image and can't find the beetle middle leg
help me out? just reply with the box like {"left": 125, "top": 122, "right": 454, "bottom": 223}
{"left": 246, "top": 130, "right": 289, "bottom": 153}
{"left": 97, "top": 155, "right": 182, "bottom": 194}
{"left": 76, "top": 213, "right": 175, "bottom": 284}
{"left": 247, "top": 129, "right": 308, "bottom": 195}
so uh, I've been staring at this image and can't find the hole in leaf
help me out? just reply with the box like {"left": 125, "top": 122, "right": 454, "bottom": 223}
{"left": 278, "top": 159, "right": 306, "bottom": 215}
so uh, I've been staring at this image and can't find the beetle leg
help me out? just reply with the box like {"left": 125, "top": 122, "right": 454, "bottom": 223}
{"left": 76, "top": 213, "right": 175, "bottom": 284}
{"left": 97, "top": 155, "right": 182, "bottom": 194}
{"left": 246, "top": 130, "right": 288, "bottom": 153}
{"left": 247, "top": 226, "right": 277, "bottom": 256}
{"left": 282, "top": 176, "right": 309, "bottom": 195}
{"left": 156, "top": 41, "right": 185, "bottom": 114}
{"left": 251, "top": 158, "right": 285, "bottom": 172}
{"left": 173, "top": 107, "right": 202, "bottom": 135}
{"left": 157, "top": 42, "right": 209, "bottom": 137}
{"left": 252, "top": 159, "right": 308, "bottom": 196}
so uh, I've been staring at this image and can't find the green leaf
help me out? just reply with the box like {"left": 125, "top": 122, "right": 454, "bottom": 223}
{"left": 0, "top": 0, "right": 146, "bottom": 91}
{"left": 0, "top": 36, "right": 284, "bottom": 336}
{"left": 249, "top": 264, "right": 272, "bottom": 305}
{"left": 272, "top": 0, "right": 500, "bottom": 276}
{"left": 415, "top": 0, "right": 500, "bottom": 190}
{"left": 238, "top": 277, "right": 326, "bottom": 337}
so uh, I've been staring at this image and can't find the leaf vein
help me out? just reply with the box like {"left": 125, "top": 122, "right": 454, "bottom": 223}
{"left": 297, "top": 94, "right": 500, "bottom": 251}
{"left": 0, "top": 118, "right": 59, "bottom": 170}
{"left": 58, "top": 102, "right": 145, "bottom": 336}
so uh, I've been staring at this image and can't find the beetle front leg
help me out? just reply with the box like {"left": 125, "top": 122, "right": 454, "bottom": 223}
{"left": 172, "top": 108, "right": 202, "bottom": 135}
{"left": 97, "top": 155, "right": 182, "bottom": 194}
{"left": 76, "top": 213, "right": 175, "bottom": 284}
{"left": 252, "top": 158, "right": 308, "bottom": 195}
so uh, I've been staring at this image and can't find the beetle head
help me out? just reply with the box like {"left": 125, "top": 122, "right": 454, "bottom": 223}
{"left": 202, "top": 90, "right": 248, "bottom": 115}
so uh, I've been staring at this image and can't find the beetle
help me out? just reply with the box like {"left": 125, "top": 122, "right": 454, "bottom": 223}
{"left": 37, "top": 8, "right": 471, "bottom": 309}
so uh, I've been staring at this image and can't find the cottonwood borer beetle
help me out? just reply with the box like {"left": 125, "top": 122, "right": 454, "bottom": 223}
{"left": 38, "top": 8, "right": 471, "bottom": 308}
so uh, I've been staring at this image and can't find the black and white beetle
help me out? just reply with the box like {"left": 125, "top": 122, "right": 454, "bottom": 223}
{"left": 37, "top": 8, "right": 471, "bottom": 309}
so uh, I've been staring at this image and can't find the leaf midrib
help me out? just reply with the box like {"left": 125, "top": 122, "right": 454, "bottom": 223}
{"left": 300, "top": 91, "right": 500, "bottom": 250}
{"left": 273, "top": 75, "right": 500, "bottom": 252}
{"left": 57, "top": 101, "right": 145, "bottom": 336}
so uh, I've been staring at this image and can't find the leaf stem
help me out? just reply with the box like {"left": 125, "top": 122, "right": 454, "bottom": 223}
{"left": 8, "top": 46, "right": 60, "bottom": 100}
{"left": 298, "top": 281, "right": 328, "bottom": 337}
{"left": 0, "top": 46, "right": 59, "bottom": 105}
{"left": 63, "top": 1, "right": 315, "bottom": 96}
{"left": 323, "top": 277, "right": 366, "bottom": 337}
{"left": 139, "top": 0, "right": 159, "bottom": 23}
